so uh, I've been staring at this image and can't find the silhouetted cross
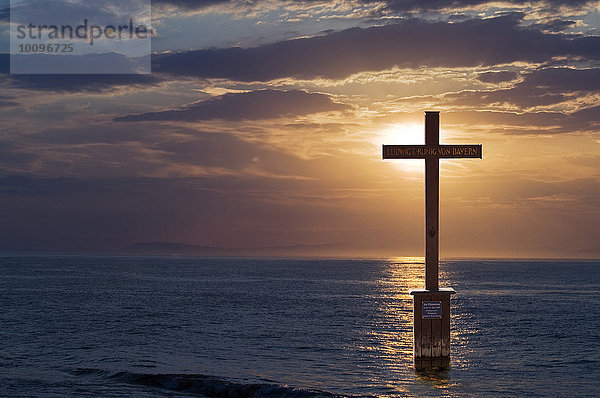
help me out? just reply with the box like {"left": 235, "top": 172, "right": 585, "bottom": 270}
{"left": 383, "top": 112, "right": 482, "bottom": 291}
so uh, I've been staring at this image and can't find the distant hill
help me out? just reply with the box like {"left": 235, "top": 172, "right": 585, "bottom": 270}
{"left": 118, "top": 241, "right": 348, "bottom": 256}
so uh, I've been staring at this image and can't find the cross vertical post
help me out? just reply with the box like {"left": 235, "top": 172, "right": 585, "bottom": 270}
{"left": 382, "top": 111, "right": 482, "bottom": 369}
{"left": 425, "top": 111, "right": 439, "bottom": 291}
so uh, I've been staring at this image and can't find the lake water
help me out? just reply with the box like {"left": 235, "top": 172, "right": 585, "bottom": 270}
{"left": 1, "top": 256, "right": 598, "bottom": 397}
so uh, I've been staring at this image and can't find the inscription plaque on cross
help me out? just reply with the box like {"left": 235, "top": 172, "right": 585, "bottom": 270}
{"left": 382, "top": 111, "right": 482, "bottom": 369}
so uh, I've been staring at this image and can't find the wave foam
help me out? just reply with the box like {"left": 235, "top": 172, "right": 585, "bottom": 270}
{"left": 72, "top": 368, "right": 346, "bottom": 397}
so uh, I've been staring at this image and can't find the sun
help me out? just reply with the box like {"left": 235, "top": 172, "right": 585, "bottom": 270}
{"left": 375, "top": 123, "right": 424, "bottom": 174}
{"left": 377, "top": 122, "right": 424, "bottom": 146}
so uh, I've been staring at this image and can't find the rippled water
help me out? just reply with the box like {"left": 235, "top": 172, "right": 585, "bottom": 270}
{"left": 1, "top": 256, "right": 599, "bottom": 397}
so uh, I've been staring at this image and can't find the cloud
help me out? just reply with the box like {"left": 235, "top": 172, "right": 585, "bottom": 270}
{"left": 0, "top": 54, "right": 162, "bottom": 92}
{"left": 8, "top": 0, "right": 150, "bottom": 25}
{"left": 153, "top": 15, "right": 600, "bottom": 82}
{"left": 519, "top": 67, "right": 600, "bottom": 93}
{"left": 477, "top": 71, "right": 518, "bottom": 83}
{"left": 9, "top": 53, "right": 151, "bottom": 75}
{"left": 4, "top": 14, "right": 597, "bottom": 91}
{"left": 449, "top": 67, "right": 600, "bottom": 108}
{"left": 153, "top": 0, "right": 597, "bottom": 12}
{"left": 375, "top": 0, "right": 595, "bottom": 12}
{"left": 7, "top": 73, "right": 163, "bottom": 92}
{"left": 24, "top": 125, "right": 160, "bottom": 145}
{"left": 0, "top": 95, "right": 18, "bottom": 107}
{"left": 154, "top": 0, "right": 233, "bottom": 9}
{"left": 0, "top": 142, "right": 35, "bottom": 171}
{"left": 444, "top": 106, "right": 600, "bottom": 134}
{"left": 115, "top": 89, "right": 349, "bottom": 122}
{"left": 3, "top": 126, "right": 293, "bottom": 179}
{"left": 534, "top": 18, "right": 577, "bottom": 33}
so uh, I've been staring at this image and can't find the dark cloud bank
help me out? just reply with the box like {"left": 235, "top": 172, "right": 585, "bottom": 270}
{"left": 155, "top": 0, "right": 595, "bottom": 12}
{"left": 153, "top": 15, "right": 600, "bottom": 82}
{"left": 0, "top": 54, "right": 162, "bottom": 92}
{"left": 115, "top": 89, "right": 349, "bottom": 122}
{"left": 2, "top": 14, "right": 599, "bottom": 92}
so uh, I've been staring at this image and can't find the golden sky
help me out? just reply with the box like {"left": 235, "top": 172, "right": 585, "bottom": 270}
{"left": 1, "top": 0, "right": 599, "bottom": 257}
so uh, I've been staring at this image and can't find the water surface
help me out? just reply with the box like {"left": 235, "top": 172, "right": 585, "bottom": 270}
{"left": 1, "top": 256, "right": 598, "bottom": 397}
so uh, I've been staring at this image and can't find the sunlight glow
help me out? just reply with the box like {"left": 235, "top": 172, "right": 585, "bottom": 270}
{"left": 377, "top": 123, "right": 424, "bottom": 146}
{"left": 377, "top": 123, "right": 425, "bottom": 174}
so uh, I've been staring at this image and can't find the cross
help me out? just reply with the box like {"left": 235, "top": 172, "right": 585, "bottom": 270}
{"left": 382, "top": 111, "right": 482, "bottom": 291}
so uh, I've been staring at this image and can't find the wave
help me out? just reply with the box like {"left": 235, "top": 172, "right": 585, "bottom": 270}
{"left": 71, "top": 368, "right": 347, "bottom": 397}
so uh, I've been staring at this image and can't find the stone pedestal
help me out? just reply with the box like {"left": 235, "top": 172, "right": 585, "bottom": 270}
{"left": 409, "top": 287, "right": 455, "bottom": 369}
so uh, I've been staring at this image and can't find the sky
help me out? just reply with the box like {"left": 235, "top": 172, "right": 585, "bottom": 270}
{"left": 1, "top": 0, "right": 600, "bottom": 258}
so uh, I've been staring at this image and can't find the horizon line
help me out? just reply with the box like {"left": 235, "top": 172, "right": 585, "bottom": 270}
{"left": 0, "top": 251, "right": 598, "bottom": 262}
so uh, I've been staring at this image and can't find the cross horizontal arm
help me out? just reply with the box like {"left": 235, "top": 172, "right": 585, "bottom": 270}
{"left": 383, "top": 144, "right": 482, "bottom": 159}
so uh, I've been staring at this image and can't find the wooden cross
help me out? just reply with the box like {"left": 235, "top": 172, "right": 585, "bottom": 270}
{"left": 382, "top": 111, "right": 482, "bottom": 291}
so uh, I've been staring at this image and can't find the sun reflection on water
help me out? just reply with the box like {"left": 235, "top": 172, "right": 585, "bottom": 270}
{"left": 355, "top": 257, "right": 423, "bottom": 393}
{"left": 414, "top": 367, "right": 458, "bottom": 390}
{"left": 368, "top": 257, "right": 463, "bottom": 394}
